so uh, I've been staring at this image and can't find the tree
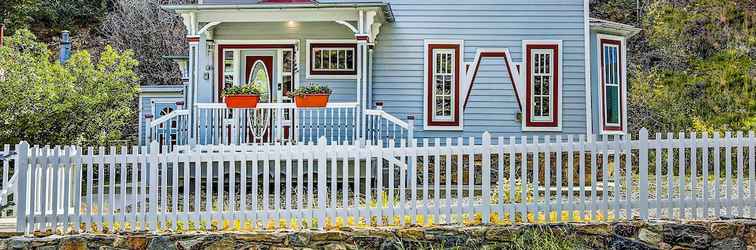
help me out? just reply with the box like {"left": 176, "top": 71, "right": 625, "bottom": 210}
{"left": 100, "top": 0, "right": 186, "bottom": 85}
{"left": 0, "top": 29, "right": 139, "bottom": 145}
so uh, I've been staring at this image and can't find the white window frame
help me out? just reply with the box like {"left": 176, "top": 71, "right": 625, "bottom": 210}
{"left": 423, "top": 40, "right": 465, "bottom": 131}
{"left": 529, "top": 48, "right": 555, "bottom": 122}
{"left": 306, "top": 39, "right": 358, "bottom": 80}
{"left": 521, "top": 40, "right": 563, "bottom": 132}
{"left": 596, "top": 34, "right": 628, "bottom": 135}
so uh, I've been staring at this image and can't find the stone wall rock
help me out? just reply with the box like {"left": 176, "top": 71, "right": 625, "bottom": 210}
{"left": 0, "top": 219, "right": 754, "bottom": 250}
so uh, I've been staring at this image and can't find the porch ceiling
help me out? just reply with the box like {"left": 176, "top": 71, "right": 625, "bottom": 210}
{"left": 163, "top": 2, "right": 394, "bottom": 24}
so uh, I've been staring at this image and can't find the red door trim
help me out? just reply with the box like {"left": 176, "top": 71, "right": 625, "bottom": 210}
{"left": 216, "top": 44, "right": 296, "bottom": 102}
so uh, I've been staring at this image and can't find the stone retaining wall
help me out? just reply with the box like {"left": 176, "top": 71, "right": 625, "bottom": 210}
{"left": 1, "top": 219, "right": 754, "bottom": 249}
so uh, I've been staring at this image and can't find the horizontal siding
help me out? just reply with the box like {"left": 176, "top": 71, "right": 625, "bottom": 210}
{"left": 199, "top": 0, "right": 588, "bottom": 138}
{"left": 367, "top": 0, "right": 587, "bottom": 138}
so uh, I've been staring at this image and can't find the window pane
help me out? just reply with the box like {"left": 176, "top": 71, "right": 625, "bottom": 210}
{"left": 346, "top": 50, "right": 354, "bottom": 69}
{"left": 606, "top": 85, "right": 620, "bottom": 124}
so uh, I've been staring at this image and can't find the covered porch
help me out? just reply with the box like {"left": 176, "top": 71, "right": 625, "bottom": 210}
{"left": 147, "top": 2, "right": 412, "bottom": 147}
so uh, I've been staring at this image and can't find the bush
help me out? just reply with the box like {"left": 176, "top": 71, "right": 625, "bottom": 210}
{"left": 0, "top": 29, "right": 139, "bottom": 145}
{"left": 288, "top": 84, "right": 332, "bottom": 97}
{"left": 223, "top": 84, "right": 264, "bottom": 96}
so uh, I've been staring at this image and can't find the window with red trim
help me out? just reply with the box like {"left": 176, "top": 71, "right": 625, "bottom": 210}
{"left": 525, "top": 44, "right": 559, "bottom": 128}
{"left": 426, "top": 44, "right": 460, "bottom": 127}
{"left": 600, "top": 39, "right": 624, "bottom": 132}
{"left": 309, "top": 43, "right": 357, "bottom": 76}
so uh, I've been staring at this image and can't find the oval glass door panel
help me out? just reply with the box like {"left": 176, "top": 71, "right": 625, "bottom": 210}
{"left": 248, "top": 60, "right": 271, "bottom": 102}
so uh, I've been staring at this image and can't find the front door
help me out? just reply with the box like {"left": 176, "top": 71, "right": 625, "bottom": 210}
{"left": 245, "top": 56, "right": 274, "bottom": 102}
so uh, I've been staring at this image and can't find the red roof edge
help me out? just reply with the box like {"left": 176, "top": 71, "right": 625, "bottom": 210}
{"left": 259, "top": 0, "right": 318, "bottom": 3}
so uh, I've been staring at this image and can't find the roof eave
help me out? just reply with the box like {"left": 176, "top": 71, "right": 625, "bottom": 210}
{"left": 589, "top": 18, "right": 641, "bottom": 37}
{"left": 162, "top": 2, "right": 395, "bottom": 22}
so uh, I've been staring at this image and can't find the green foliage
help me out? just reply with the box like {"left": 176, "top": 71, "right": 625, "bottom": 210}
{"left": 0, "top": 0, "right": 39, "bottom": 33}
{"left": 1, "top": 0, "right": 107, "bottom": 35}
{"left": 0, "top": 29, "right": 139, "bottom": 145}
{"left": 594, "top": 0, "right": 755, "bottom": 134}
{"left": 223, "top": 84, "right": 264, "bottom": 96}
{"left": 288, "top": 84, "right": 333, "bottom": 97}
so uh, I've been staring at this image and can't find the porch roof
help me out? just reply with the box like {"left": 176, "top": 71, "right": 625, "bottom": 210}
{"left": 163, "top": 2, "right": 394, "bottom": 23}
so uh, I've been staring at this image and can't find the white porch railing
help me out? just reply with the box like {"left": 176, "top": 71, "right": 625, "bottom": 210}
{"left": 147, "top": 109, "right": 190, "bottom": 147}
{"left": 9, "top": 129, "right": 756, "bottom": 233}
{"left": 147, "top": 102, "right": 415, "bottom": 148}
{"left": 194, "top": 102, "right": 360, "bottom": 145}
{"left": 365, "top": 108, "right": 414, "bottom": 147}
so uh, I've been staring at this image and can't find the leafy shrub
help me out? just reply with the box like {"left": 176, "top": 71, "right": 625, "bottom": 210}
{"left": 223, "top": 84, "right": 263, "bottom": 96}
{"left": 288, "top": 84, "right": 332, "bottom": 97}
{"left": 0, "top": 29, "right": 139, "bottom": 146}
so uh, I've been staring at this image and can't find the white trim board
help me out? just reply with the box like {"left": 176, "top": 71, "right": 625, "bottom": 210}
{"left": 595, "top": 33, "right": 628, "bottom": 136}
{"left": 520, "top": 40, "right": 564, "bottom": 132}
{"left": 423, "top": 39, "right": 465, "bottom": 131}
{"left": 305, "top": 39, "right": 359, "bottom": 80}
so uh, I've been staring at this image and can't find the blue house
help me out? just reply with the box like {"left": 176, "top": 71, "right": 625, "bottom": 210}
{"left": 139, "top": 0, "right": 640, "bottom": 147}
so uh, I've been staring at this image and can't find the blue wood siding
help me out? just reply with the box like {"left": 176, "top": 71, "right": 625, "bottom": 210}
{"left": 366, "top": 0, "right": 588, "bottom": 138}
{"left": 194, "top": 0, "right": 589, "bottom": 139}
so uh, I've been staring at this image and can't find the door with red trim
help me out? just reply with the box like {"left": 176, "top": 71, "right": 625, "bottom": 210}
{"left": 244, "top": 56, "right": 274, "bottom": 142}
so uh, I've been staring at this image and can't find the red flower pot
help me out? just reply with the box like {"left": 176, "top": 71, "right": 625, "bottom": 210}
{"left": 294, "top": 94, "right": 330, "bottom": 108}
{"left": 224, "top": 95, "right": 260, "bottom": 108}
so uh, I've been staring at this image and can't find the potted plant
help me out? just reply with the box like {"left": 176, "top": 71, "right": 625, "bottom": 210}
{"left": 223, "top": 84, "right": 264, "bottom": 108}
{"left": 289, "top": 84, "right": 332, "bottom": 108}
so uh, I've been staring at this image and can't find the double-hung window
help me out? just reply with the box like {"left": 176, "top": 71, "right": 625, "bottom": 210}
{"left": 600, "top": 38, "right": 624, "bottom": 132}
{"left": 308, "top": 43, "right": 357, "bottom": 77}
{"left": 425, "top": 41, "right": 462, "bottom": 129}
{"left": 524, "top": 41, "right": 561, "bottom": 130}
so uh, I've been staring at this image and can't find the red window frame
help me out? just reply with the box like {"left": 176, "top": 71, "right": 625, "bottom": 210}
{"left": 309, "top": 43, "right": 358, "bottom": 76}
{"left": 600, "top": 38, "right": 624, "bottom": 132}
{"left": 426, "top": 44, "right": 461, "bottom": 127}
{"left": 525, "top": 44, "right": 560, "bottom": 127}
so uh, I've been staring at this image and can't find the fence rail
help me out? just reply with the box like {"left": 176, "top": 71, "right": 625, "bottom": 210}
{"left": 10, "top": 128, "right": 756, "bottom": 234}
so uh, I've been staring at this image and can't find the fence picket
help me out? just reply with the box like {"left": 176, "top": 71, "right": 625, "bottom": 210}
{"left": 481, "top": 133, "right": 491, "bottom": 224}
{"left": 532, "top": 135, "right": 540, "bottom": 223}
{"left": 749, "top": 131, "right": 755, "bottom": 217}
{"left": 678, "top": 132, "right": 686, "bottom": 219}
{"left": 689, "top": 132, "right": 698, "bottom": 218}
{"left": 567, "top": 135, "right": 575, "bottom": 221}
{"left": 714, "top": 132, "right": 721, "bottom": 217}
{"left": 589, "top": 135, "right": 598, "bottom": 221}
{"left": 725, "top": 132, "right": 732, "bottom": 216}
{"left": 509, "top": 136, "right": 517, "bottom": 223}
{"left": 702, "top": 133, "right": 709, "bottom": 217}
{"left": 497, "top": 137, "right": 505, "bottom": 223}
{"left": 736, "top": 132, "right": 744, "bottom": 216}
{"left": 578, "top": 135, "right": 585, "bottom": 221}
{"left": 554, "top": 136, "right": 562, "bottom": 223}
{"left": 520, "top": 136, "right": 528, "bottom": 222}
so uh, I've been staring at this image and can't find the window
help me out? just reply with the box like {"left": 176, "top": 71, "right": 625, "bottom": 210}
{"left": 308, "top": 43, "right": 357, "bottom": 76}
{"left": 425, "top": 41, "right": 462, "bottom": 129}
{"left": 600, "top": 38, "right": 624, "bottom": 132}
{"left": 524, "top": 41, "right": 561, "bottom": 130}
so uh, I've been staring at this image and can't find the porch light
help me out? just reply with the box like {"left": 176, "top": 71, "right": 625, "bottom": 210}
{"left": 287, "top": 20, "right": 298, "bottom": 28}
{"left": 164, "top": 55, "right": 190, "bottom": 83}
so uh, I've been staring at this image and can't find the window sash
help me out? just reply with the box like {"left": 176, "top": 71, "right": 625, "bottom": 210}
{"left": 603, "top": 44, "right": 621, "bottom": 126}
{"left": 530, "top": 49, "right": 554, "bottom": 122}
{"left": 432, "top": 49, "right": 455, "bottom": 121}
{"left": 312, "top": 47, "right": 355, "bottom": 72}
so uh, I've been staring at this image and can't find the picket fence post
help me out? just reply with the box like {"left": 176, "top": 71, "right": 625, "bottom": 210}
{"left": 15, "top": 141, "right": 29, "bottom": 233}
{"left": 481, "top": 132, "right": 491, "bottom": 224}
{"left": 638, "top": 128, "right": 649, "bottom": 219}
{"left": 149, "top": 141, "right": 160, "bottom": 231}
{"left": 317, "top": 137, "right": 327, "bottom": 229}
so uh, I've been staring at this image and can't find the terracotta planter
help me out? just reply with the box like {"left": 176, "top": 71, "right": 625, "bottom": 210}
{"left": 224, "top": 95, "right": 260, "bottom": 108}
{"left": 294, "top": 94, "right": 330, "bottom": 108}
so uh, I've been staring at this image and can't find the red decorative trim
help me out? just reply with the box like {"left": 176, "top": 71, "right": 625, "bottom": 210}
{"left": 187, "top": 36, "right": 200, "bottom": 44}
{"left": 216, "top": 44, "right": 296, "bottom": 102}
{"left": 600, "top": 39, "right": 624, "bottom": 132}
{"left": 355, "top": 35, "right": 370, "bottom": 42}
{"left": 525, "top": 44, "right": 559, "bottom": 128}
{"left": 463, "top": 52, "right": 521, "bottom": 110}
{"left": 426, "top": 44, "right": 461, "bottom": 127}
{"left": 309, "top": 43, "right": 358, "bottom": 76}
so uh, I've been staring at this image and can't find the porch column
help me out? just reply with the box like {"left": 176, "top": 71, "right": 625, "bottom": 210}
{"left": 357, "top": 37, "right": 369, "bottom": 142}
{"left": 187, "top": 35, "right": 200, "bottom": 146}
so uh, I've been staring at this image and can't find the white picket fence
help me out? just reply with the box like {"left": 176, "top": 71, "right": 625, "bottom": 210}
{"left": 9, "top": 128, "right": 756, "bottom": 234}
